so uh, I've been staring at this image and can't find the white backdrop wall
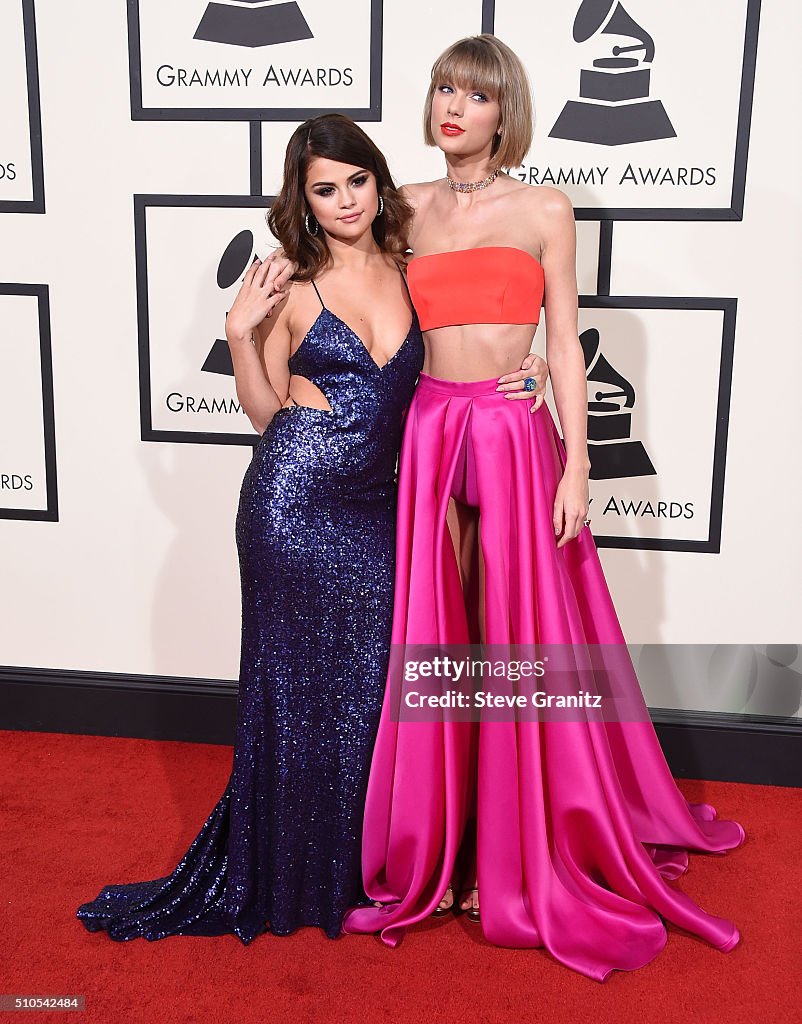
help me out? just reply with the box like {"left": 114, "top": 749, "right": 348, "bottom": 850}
{"left": 1, "top": 1, "right": 800, "bottom": 716}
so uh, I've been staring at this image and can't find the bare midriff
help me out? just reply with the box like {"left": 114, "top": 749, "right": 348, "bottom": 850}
{"left": 420, "top": 322, "right": 539, "bottom": 382}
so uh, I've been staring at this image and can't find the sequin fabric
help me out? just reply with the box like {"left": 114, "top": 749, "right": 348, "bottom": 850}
{"left": 76, "top": 287, "right": 424, "bottom": 943}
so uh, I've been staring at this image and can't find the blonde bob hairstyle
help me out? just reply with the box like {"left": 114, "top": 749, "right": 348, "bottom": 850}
{"left": 422, "top": 34, "right": 533, "bottom": 170}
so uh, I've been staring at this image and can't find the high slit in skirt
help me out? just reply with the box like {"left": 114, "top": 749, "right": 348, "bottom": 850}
{"left": 341, "top": 371, "right": 745, "bottom": 982}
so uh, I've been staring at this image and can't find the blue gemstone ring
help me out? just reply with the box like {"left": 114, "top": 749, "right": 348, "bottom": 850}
{"left": 522, "top": 376, "right": 537, "bottom": 392}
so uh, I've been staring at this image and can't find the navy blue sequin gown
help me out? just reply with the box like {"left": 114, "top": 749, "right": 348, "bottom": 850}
{"left": 76, "top": 274, "right": 423, "bottom": 942}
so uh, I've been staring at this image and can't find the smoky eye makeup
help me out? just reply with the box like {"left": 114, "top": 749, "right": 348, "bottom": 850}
{"left": 311, "top": 171, "right": 371, "bottom": 196}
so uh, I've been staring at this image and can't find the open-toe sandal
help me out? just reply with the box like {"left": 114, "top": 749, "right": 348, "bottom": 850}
{"left": 432, "top": 883, "right": 456, "bottom": 917}
{"left": 460, "top": 887, "right": 480, "bottom": 923}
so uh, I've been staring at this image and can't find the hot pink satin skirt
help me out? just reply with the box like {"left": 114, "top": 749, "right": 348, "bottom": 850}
{"left": 342, "top": 372, "right": 745, "bottom": 982}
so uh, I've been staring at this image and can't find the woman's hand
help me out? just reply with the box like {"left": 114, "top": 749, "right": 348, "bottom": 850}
{"left": 496, "top": 352, "right": 550, "bottom": 412}
{"left": 225, "top": 259, "right": 288, "bottom": 342}
{"left": 553, "top": 464, "right": 590, "bottom": 548}
{"left": 260, "top": 248, "right": 299, "bottom": 296}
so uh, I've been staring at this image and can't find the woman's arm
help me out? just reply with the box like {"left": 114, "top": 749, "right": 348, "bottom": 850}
{"left": 539, "top": 190, "right": 589, "bottom": 470}
{"left": 537, "top": 189, "right": 591, "bottom": 545}
{"left": 225, "top": 259, "right": 291, "bottom": 434}
{"left": 496, "top": 352, "right": 550, "bottom": 411}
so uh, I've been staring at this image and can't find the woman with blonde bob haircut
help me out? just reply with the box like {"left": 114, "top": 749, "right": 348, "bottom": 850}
{"left": 337, "top": 34, "right": 745, "bottom": 982}
{"left": 422, "top": 33, "right": 534, "bottom": 170}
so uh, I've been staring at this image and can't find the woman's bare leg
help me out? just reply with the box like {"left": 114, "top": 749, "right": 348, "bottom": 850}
{"left": 446, "top": 446, "right": 486, "bottom": 915}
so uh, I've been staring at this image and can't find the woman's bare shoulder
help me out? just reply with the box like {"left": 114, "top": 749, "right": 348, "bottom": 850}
{"left": 399, "top": 180, "right": 441, "bottom": 208}
{"left": 506, "top": 183, "right": 574, "bottom": 238}
{"left": 517, "top": 182, "right": 573, "bottom": 216}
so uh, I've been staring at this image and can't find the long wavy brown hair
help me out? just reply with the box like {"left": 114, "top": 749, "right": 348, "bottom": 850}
{"left": 267, "top": 114, "right": 413, "bottom": 282}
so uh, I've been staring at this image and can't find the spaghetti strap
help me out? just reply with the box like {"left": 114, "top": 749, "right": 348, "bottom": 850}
{"left": 310, "top": 279, "right": 325, "bottom": 309}
{"left": 398, "top": 263, "right": 413, "bottom": 302}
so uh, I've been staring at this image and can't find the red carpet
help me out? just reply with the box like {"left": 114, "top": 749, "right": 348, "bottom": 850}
{"left": 1, "top": 729, "right": 798, "bottom": 1023}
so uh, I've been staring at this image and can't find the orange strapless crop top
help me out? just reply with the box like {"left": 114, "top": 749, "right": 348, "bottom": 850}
{"left": 406, "top": 246, "right": 544, "bottom": 331}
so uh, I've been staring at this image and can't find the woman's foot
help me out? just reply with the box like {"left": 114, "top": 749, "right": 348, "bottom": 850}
{"left": 459, "top": 886, "right": 480, "bottom": 922}
{"left": 432, "top": 883, "right": 456, "bottom": 917}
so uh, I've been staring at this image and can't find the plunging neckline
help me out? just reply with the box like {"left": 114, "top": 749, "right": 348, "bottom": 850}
{"left": 292, "top": 307, "right": 418, "bottom": 373}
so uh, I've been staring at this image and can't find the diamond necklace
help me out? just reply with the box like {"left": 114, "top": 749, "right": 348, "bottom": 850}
{"left": 446, "top": 168, "right": 500, "bottom": 194}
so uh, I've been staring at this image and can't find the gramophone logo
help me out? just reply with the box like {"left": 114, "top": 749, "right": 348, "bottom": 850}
{"left": 550, "top": 0, "right": 676, "bottom": 145}
{"left": 568, "top": 298, "right": 735, "bottom": 550}
{"left": 193, "top": 1, "right": 314, "bottom": 48}
{"left": 137, "top": 196, "right": 281, "bottom": 445}
{"left": 129, "top": 0, "right": 382, "bottom": 121}
{"left": 581, "top": 326, "right": 655, "bottom": 480}
{"left": 201, "top": 229, "right": 259, "bottom": 376}
{"left": 485, "top": 0, "right": 758, "bottom": 213}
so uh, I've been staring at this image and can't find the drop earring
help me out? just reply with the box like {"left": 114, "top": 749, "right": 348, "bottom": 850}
{"left": 305, "top": 212, "right": 319, "bottom": 236}
{"left": 376, "top": 196, "right": 384, "bottom": 217}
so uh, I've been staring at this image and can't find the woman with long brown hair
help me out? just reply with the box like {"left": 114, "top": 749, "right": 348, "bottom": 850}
{"left": 77, "top": 114, "right": 431, "bottom": 942}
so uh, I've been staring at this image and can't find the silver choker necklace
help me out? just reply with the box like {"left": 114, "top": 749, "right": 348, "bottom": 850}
{"left": 446, "top": 168, "right": 500, "bottom": 193}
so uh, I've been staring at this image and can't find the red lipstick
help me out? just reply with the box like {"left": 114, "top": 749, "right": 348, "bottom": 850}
{"left": 440, "top": 122, "right": 464, "bottom": 137}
